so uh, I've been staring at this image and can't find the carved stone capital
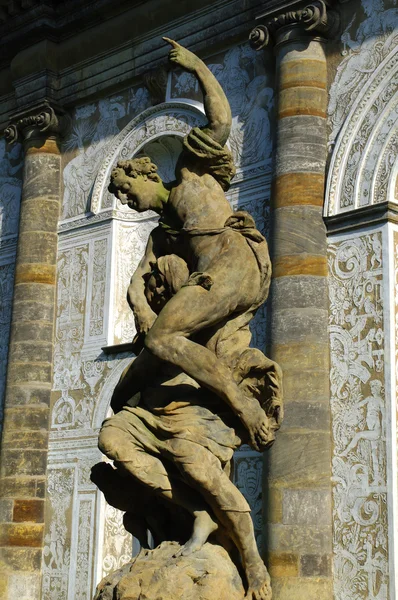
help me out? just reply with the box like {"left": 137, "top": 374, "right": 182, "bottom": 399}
{"left": 4, "top": 101, "right": 69, "bottom": 145}
{"left": 249, "top": 0, "right": 340, "bottom": 50}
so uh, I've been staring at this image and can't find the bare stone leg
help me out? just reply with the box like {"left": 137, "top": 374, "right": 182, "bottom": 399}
{"left": 169, "top": 440, "right": 271, "bottom": 599}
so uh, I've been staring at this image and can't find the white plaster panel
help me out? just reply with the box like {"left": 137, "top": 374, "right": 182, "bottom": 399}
{"left": 328, "top": 225, "right": 397, "bottom": 600}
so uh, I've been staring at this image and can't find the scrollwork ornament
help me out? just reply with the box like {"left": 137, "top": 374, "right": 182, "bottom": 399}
{"left": 249, "top": 25, "right": 270, "bottom": 51}
{"left": 4, "top": 101, "right": 69, "bottom": 145}
{"left": 250, "top": 0, "right": 339, "bottom": 48}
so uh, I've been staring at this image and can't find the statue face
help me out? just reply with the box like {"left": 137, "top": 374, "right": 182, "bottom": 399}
{"left": 110, "top": 168, "right": 164, "bottom": 212}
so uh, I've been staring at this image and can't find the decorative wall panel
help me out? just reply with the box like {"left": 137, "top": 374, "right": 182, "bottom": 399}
{"left": 328, "top": 229, "right": 391, "bottom": 600}
{"left": 326, "top": 0, "right": 398, "bottom": 216}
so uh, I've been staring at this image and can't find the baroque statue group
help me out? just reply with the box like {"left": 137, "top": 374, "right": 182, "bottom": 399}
{"left": 91, "top": 38, "right": 283, "bottom": 600}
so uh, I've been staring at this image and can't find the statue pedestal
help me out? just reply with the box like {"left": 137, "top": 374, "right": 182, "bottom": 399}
{"left": 94, "top": 541, "right": 246, "bottom": 600}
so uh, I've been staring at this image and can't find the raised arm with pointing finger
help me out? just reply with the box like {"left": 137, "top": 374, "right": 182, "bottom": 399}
{"left": 164, "top": 37, "right": 232, "bottom": 146}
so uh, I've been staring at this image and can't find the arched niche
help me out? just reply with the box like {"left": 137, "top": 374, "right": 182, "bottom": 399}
{"left": 90, "top": 100, "right": 206, "bottom": 215}
{"left": 325, "top": 44, "right": 398, "bottom": 216}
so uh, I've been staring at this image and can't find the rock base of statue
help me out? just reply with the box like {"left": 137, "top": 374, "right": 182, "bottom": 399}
{"left": 93, "top": 541, "right": 246, "bottom": 600}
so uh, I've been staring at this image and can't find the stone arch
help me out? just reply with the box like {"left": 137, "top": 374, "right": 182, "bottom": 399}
{"left": 325, "top": 44, "right": 398, "bottom": 216}
{"left": 90, "top": 100, "right": 206, "bottom": 214}
{"left": 92, "top": 356, "right": 132, "bottom": 430}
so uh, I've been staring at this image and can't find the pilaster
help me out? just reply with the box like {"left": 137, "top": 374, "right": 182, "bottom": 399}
{"left": 0, "top": 101, "right": 66, "bottom": 600}
{"left": 250, "top": 3, "right": 338, "bottom": 598}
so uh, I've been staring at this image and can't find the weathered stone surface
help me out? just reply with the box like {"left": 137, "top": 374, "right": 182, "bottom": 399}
{"left": 270, "top": 307, "right": 328, "bottom": 344}
{"left": 94, "top": 542, "right": 245, "bottom": 600}
{"left": 264, "top": 431, "right": 331, "bottom": 487}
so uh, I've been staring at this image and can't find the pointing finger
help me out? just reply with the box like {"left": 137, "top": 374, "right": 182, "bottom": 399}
{"left": 163, "top": 37, "right": 181, "bottom": 48}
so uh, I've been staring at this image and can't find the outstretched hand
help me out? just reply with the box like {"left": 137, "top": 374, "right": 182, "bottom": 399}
{"left": 163, "top": 37, "right": 200, "bottom": 72}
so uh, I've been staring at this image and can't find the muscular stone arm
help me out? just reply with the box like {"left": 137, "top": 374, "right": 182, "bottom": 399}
{"left": 127, "top": 227, "right": 164, "bottom": 334}
{"left": 164, "top": 38, "right": 232, "bottom": 146}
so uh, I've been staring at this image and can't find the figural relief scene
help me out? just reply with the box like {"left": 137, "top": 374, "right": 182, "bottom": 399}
{"left": 44, "top": 40, "right": 275, "bottom": 600}
{"left": 326, "top": 1, "right": 398, "bottom": 597}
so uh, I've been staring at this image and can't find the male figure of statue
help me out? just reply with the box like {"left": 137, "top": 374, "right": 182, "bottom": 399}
{"left": 96, "top": 38, "right": 282, "bottom": 600}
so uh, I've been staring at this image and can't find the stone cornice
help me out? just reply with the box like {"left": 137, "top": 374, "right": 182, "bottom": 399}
{"left": 325, "top": 202, "right": 398, "bottom": 234}
{"left": 4, "top": 100, "right": 69, "bottom": 145}
{"left": 249, "top": 0, "right": 340, "bottom": 48}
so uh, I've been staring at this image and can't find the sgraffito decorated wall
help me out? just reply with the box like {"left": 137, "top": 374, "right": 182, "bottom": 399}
{"left": 326, "top": 1, "right": 398, "bottom": 597}
{"left": 42, "top": 40, "right": 275, "bottom": 599}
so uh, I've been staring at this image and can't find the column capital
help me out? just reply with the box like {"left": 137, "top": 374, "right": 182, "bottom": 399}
{"left": 249, "top": 0, "right": 340, "bottom": 50}
{"left": 4, "top": 100, "right": 69, "bottom": 146}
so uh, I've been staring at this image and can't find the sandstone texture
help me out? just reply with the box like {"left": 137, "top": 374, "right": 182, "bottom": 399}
{"left": 93, "top": 542, "right": 245, "bottom": 600}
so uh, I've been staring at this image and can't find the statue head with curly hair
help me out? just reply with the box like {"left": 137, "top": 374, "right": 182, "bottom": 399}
{"left": 109, "top": 155, "right": 170, "bottom": 213}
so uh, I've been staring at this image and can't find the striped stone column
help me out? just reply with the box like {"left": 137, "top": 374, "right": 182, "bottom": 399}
{"left": 250, "top": 7, "right": 338, "bottom": 599}
{"left": 0, "top": 103, "right": 65, "bottom": 600}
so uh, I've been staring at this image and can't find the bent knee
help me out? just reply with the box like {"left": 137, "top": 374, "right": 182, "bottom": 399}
{"left": 145, "top": 328, "right": 173, "bottom": 358}
{"left": 98, "top": 426, "right": 125, "bottom": 461}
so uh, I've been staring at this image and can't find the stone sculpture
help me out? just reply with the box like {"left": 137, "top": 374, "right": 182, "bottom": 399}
{"left": 92, "top": 38, "right": 283, "bottom": 600}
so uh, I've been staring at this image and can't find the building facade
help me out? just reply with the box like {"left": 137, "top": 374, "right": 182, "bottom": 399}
{"left": 0, "top": 0, "right": 397, "bottom": 599}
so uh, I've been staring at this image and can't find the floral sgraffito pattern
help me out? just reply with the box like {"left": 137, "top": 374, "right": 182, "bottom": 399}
{"left": 328, "top": 232, "right": 388, "bottom": 600}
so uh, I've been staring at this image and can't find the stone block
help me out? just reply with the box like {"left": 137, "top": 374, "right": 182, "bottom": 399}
{"left": 10, "top": 339, "right": 54, "bottom": 366}
{"left": 275, "top": 115, "right": 326, "bottom": 176}
{"left": 17, "top": 231, "right": 58, "bottom": 265}
{"left": 272, "top": 342, "right": 329, "bottom": 371}
{"left": 1, "top": 429, "right": 48, "bottom": 450}
{"left": 6, "top": 384, "right": 51, "bottom": 407}
{"left": 0, "top": 547, "right": 42, "bottom": 571}
{"left": 0, "top": 477, "right": 38, "bottom": 499}
{"left": 273, "top": 206, "right": 327, "bottom": 257}
{"left": 264, "top": 431, "right": 331, "bottom": 488}
{"left": 19, "top": 198, "right": 60, "bottom": 234}
{"left": 270, "top": 276, "right": 327, "bottom": 311}
{"left": 7, "top": 362, "right": 52, "bottom": 385}
{"left": 266, "top": 524, "right": 332, "bottom": 554}
{"left": 281, "top": 401, "right": 330, "bottom": 430}
{"left": 282, "top": 370, "right": 329, "bottom": 405}
{"left": 4, "top": 405, "right": 49, "bottom": 431}
{"left": 13, "top": 499, "right": 44, "bottom": 524}
{"left": 282, "top": 490, "right": 331, "bottom": 527}
{"left": 13, "top": 282, "right": 54, "bottom": 306}
{"left": 300, "top": 554, "right": 331, "bottom": 577}
{"left": 11, "top": 321, "right": 53, "bottom": 344}
{"left": 12, "top": 300, "right": 55, "bottom": 324}
{"left": 278, "top": 87, "right": 327, "bottom": 119}
{"left": 271, "top": 577, "right": 332, "bottom": 600}
{"left": 22, "top": 153, "right": 60, "bottom": 202}
{"left": 1, "top": 449, "right": 47, "bottom": 477}
{"left": 267, "top": 553, "right": 299, "bottom": 578}
{"left": 272, "top": 255, "right": 328, "bottom": 278}
{"left": 273, "top": 172, "right": 325, "bottom": 208}
{"left": 279, "top": 58, "right": 326, "bottom": 90}
{"left": 14, "top": 263, "right": 56, "bottom": 286}
{"left": 263, "top": 486, "right": 283, "bottom": 523}
{"left": 0, "top": 523, "right": 43, "bottom": 547}
{"left": 270, "top": 307, "right": 328, "bottom": 344}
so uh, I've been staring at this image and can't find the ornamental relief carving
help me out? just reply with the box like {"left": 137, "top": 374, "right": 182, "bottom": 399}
{"left": 328, "top": 232, "right": 388, "bottom": 600}
{"left": 326, "top": 0, "right": 398, "bottom": 216}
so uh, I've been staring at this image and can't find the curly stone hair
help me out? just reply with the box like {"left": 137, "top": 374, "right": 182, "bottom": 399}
{"left": 117, "top": 156, "right": 161, "bottom": 183}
